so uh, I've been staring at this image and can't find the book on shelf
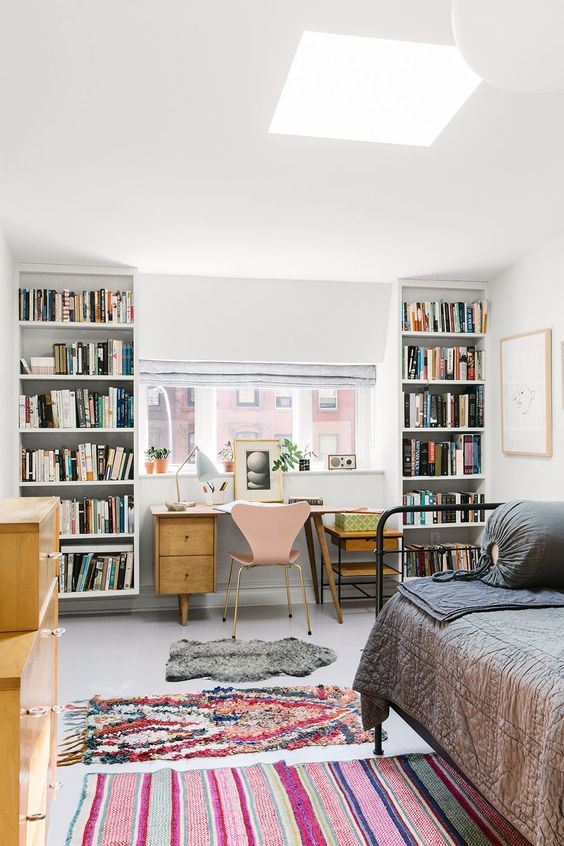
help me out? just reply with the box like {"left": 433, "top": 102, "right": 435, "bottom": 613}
{"left": 402, "top": 435, "right": 481, "bottom": 477}
{"left": 58, "top": 549, "right": 134, "bottom": 593}
{"left": 19, "top": 287, "right": 134, "bottom": 324}
{"left": 28, "top": 356, "right": 56, "bottom": 375}
{"left": 20, "top": 444, "right": 134, "bottom": 483}
{"left": 52, "top": 339, "right": 134, "bottom": 376}
{"left": 287, "top": 496, "right": 324, "bottom": 505}
{"left": 401, "top": 300, "right": 488, "bottom": 334}
{"left": 402, "top": 491, "right": 485, "bottom": 525}
{"left": 404, "top": 543, "right": 481, "bottom": 577}
{"left": 60, "top": 495, "right": 134, "bottom": 535}
{"left": 402, "top": 345, "right": 485, "bottom": 381}
{"left": 19, "top": 387, "right": 134, "bottom": 428}
{"left": 404, "top": 386, "right": 484, "bottom": 429}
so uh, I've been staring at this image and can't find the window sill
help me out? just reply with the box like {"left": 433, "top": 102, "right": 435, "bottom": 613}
{"left": 139, "top": 468, "right": 384, "bottom": 478}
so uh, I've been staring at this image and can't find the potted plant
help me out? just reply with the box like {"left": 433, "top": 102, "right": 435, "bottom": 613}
{"left": 272, "top": 439, "right": 303, "bottom": 473}
{"left": 218, "top": 440, "right": 235, "bottom": 473}
{"left": 153, "top": 447, "right": 171, "bottom": 474}
{"left": 298, "top": 445, "right": 317, "bottom": 472}
{"left": 144, "top": 447, "right": 156, "bottom": 474}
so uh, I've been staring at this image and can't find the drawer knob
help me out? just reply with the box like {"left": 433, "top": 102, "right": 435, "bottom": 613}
{"left": 185, "top": 535, "right": 190, "bottom": 540}
{"left": 51, "top": 627, "right": 66, "bottom": 638}
{"left": 52, "top": 704, "right": 65, "bottom": 714}
{"left": 26, "top": 814, "right": 46, "bottom": 822}
{"left": 49, "top": 782, "right": 63, "bottom": 791}
{"left": 27, "top": 707, "right": 49, "bottom": 717}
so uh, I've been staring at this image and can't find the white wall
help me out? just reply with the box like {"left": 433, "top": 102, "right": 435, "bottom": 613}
{"left": 0, "top": 230, "right": 14, "bottom": 497}
{"left": 488, "top": 230, "right": 564, "bottom": 501}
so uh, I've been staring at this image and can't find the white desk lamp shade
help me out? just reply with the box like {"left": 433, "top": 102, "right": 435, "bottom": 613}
{"left": 452, "top": 0, "right": 564, "bottom": 93}
{"left": 196, "top": 449, "right": 219, "bottom": 483}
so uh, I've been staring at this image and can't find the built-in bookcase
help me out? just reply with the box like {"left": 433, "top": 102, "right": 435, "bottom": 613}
{"left": 16, "top": 264, "right": 139, "bottom": 600}
{"left": 396, "top": 279, "right": 489, "bottom": 575}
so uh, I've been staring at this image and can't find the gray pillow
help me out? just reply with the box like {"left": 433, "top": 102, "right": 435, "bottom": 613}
{"left": 481, "top": 500, "right": 564, "bottom": 589}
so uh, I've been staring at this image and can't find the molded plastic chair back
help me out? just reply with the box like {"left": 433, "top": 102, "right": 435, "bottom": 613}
{"left": 231, "top": 502, "right": 311, "bottom": 565}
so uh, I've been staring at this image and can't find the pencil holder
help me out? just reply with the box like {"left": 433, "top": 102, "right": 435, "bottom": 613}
{"left": 204, "top": 490, "right": 225, "bottom": 506}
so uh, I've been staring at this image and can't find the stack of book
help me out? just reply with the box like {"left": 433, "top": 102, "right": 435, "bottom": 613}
{"left": 19, "top": 288, "right": 134, "bottom": 324}
{"left": 403, "top": 345, "right": 485, "bottom": 381}
{"left": 58, "top": 550, "right": 134, "bottom": 593}
{"left": 52, "top": 340, "right": 134, "bottom": 375}
{"left": 404, "top": 543, "right": 481, "bottom": 577}
{"left": 19, "top": 388, "right": 134, "bottom": 428}
{"left": 20, "top": 444, "right": 134, "bottom": 483}
{"left": 60, "top": 495, "right": 134, "bottom": 535}
{"left": 404, "top": 387, "right": 484, "bottom": 428}
{"left": 402, "top": 491, "right": 485, "bottom": 525}
{"left": 403, "top": 435, "right": 481, "bottom": 477}
{"left": 401, "top": 300, "right": 488, "bottom": 334}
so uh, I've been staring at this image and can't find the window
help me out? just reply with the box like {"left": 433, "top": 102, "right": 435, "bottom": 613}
{"left": 217, "top": 388, "right": 293, "bottom": 448}
{"left": 145, "top": 385, "right": 196, "bottom": 466}
{"left": 317, "top": 389, "right": 338, "bottom": 411}
{"left": 312, "top": 388, "right": 356, "bottom": 465}
{"left": 236, "top": 389, "right": 259, "bottom": 407}
{"left": 275, "top": 389, "right": 293, "bottom": 409}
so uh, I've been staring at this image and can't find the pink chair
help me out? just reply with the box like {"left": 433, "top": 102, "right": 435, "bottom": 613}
{"left": 223, "top": 501, "right": 312, "bottom": 639}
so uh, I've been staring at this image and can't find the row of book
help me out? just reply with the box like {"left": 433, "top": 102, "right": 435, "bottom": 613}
{"left": 402, "top": 491, "right": 486, "bottom": 525}
{"left": 19, "top": 388, "right": 134, "bottom": 429}
{"left": 401, "top": 300, "right": 488, "bottom": 334}
{"left": 20, "top": 445, "right": 134, "bottom": 483}
{"left": 404, "top": 544, "right": 481, "bottom": 578}
{"left": 403, "top": 345, "right": 485, "bottom": 381}
{"left": 60, "top": 496, "right": 134, "bottom": 536}
{"left": 58, "top": 550, "right": 134, "bottom": 593}
{"left": 19, "top": 288, "right": 134, "bottom": 324}
{"left": 404, "top": 387, "right": 484, "bottom": 429}
{"left": 403, "top": 435, "right": 482, "bottom": 477}
{"left": 51, "top": 340, "right": 134, "bottom": 375}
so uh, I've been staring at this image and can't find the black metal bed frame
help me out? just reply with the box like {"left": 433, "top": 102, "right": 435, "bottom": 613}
{"left": 372, "top": 500, "right": 503, "bottom": 755}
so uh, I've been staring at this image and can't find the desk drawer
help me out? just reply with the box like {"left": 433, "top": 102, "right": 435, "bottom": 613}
{"left": 159, "top": 518, "right": 214, "bottom": 556}
{"left": 159, "top": 556, "right": 215, "bottom": 594}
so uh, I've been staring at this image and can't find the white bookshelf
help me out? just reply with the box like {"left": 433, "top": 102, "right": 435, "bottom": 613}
{"left": 16, "top": 264, "right": 139, "bottom": 601}
{"left": 395, "top": 279, "right": 489, "bottom": 565}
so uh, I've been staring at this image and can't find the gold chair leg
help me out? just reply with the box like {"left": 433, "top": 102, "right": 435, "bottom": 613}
{"left": 232, "top": 566, "right": 244, "bottom": 640}
{"left": 293, "top": 563, "right": 312, "bottom": 636}
{"left": 223, "top": 558, "right": 235, "bottom": 622}
{"left": 284, "top": 565, "right": 293, "bottom": 618}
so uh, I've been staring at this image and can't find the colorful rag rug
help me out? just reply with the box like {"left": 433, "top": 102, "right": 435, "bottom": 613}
{"left": 66, "top": 755, "right": 530, "bottom": 845}
{"left": 59, "top": 685, "right": 374, "bottom": 766}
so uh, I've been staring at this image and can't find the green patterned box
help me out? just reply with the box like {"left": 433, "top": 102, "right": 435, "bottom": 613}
{"left": 335, "top": 511, "right": 382, "bottom": 532}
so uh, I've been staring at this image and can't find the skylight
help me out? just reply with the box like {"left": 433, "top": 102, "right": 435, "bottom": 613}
{"left": 269, "top": 32, "right": 481, "bottom": 147}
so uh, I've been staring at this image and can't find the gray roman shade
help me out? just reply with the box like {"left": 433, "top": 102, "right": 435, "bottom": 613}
{"left": 139, "top": 360, "right": 377, "bottom": 388}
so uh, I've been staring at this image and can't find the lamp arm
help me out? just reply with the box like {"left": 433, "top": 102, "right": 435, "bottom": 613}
{"left": 175, "top": 446, "right": 199, "bottom": 502}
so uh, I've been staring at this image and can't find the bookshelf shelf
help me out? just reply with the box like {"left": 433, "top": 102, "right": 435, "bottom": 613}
{"left": 402, "top": 379, "right": 485, "bottom": 386}
{"left": 402, "top": 331, "right": 485, "bottom": 339}
{"left": 402, "top": 521, "right": 486, "bottom": 530}
{"left": 16, "top": 264, "right": 139, "bottom": 602}
{"left": 402, "top": 474, "right": 485, "bottom": 481}
{"left": 19, "top": 321, "right": 134, "bottom": 331}
{"left": 402, "top": 427, "right": 485, "bottom": 434}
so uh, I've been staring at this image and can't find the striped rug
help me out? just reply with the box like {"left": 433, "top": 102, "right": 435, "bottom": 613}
{"left": 67, "top": 755, "right": 530, "bottom": 845}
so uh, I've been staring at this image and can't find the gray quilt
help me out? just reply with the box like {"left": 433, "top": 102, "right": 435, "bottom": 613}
{"left": 354, "top": 595, "right": 564, "bottom": 846}
{"left": 398, "top": 577, "right": 564, "bottom": 621}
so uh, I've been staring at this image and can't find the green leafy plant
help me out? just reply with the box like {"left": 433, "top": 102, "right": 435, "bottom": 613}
{"left": 272, "top": 439, "right": 303, "bottom": 473}
{"left": 144, "top": 447, "right": 156, "bottom": 461}
{"left": 218, "top": 441, "right": 234, "bottom": 462}
{"left": 301, "top": 444, "right": 318, "bottom": 460}
{"left": 152, "top": 447, "right": 171, "bottom": 460}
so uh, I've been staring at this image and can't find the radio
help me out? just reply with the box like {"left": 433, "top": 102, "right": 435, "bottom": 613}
{"left": 327, "top": 454, "right": 356, "bottom": 470}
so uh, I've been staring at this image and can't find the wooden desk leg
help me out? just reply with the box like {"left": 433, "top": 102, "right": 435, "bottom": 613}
{"left": 178, "top": 594, "right": 190, "bottom": 626}
{"left": 312, "top": 515, "right": 343, "bottom": 624}
{"left": 304, "top": 518, "right": 320, "bottom": 604}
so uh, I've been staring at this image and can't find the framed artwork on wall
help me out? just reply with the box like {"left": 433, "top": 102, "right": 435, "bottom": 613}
{"left": 500, "top": 328, "right": 552, "bottom": 456}
{"left": 233, "top": 438, "right": 284, "bottom": 502}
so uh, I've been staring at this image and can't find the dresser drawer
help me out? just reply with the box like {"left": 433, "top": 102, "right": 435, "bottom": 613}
{"left": 159, "top": 556, "right": 215, "bottom": 594}
{"left": 159, "top": 518, "right": 214, "bottom": 556}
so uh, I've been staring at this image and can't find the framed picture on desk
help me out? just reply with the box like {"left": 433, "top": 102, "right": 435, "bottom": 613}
{"left": 234, "top": 438, "right": 284, "bottom": 502}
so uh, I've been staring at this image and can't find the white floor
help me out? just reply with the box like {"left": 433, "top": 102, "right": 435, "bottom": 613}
{"left": 49, "top": 600, "right": 431, "bottom": 845}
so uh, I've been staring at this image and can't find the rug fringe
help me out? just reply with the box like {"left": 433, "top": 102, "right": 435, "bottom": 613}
{"left": 57, "top": 701, "right": 89, "bottom": 767}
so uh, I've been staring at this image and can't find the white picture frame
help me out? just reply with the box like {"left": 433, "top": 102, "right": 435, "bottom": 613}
{"left": 233, "top": 438, "right": 284, "bottom": 502}
{"left": 500, "top": 329, "right": 552, "bottom": 456}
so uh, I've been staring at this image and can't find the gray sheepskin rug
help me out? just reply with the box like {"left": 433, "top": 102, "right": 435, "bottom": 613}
{"left": 166, "top": 637, "right": 337, "bottom": 682}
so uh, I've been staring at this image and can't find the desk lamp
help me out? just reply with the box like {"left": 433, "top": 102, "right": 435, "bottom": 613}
{"left": 165, "top": 447, "right": 218, "bottom": 511}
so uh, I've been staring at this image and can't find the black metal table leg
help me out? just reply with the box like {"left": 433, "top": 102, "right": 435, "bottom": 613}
{"left": 373, "top": 724, "right": 383, "bottom": 756}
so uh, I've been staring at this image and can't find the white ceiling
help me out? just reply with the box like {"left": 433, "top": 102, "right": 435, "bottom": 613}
{"left": 1, "top": 0, "right": 564, "bottom": 283}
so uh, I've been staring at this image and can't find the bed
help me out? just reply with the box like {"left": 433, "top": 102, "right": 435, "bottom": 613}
{"left": 353, "top": 593, "right": 564, "bottom": 846}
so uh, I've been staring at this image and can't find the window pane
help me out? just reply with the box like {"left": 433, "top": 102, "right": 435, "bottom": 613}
{"left": 312, "top": 388, "right": 356, "bottom": 464}
{"left": 217, "top": 388, "right": 293, "bottom": 449}
{"left": 146, "top": 385, "right": 195, "bottom": 465}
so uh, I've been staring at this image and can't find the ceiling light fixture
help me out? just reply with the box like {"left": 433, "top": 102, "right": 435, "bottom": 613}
{"left": 269, "top": 31, "right": 481, "bottom": 147}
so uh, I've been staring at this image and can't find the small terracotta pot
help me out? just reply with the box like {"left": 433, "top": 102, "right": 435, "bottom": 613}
{"left": 144, "top": 461, "right": 155, "bottom": 474}
{"left": 223, "top": 461, "right": 235, "bottom": 473}
{"left": 154, "top": 458, "right": 170, "bottom": 474}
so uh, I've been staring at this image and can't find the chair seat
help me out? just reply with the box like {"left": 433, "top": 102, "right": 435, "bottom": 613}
{"left": 230, "top": 548, "right": 300, "bottom": 566}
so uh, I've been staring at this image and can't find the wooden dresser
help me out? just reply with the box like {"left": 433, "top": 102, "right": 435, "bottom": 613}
{"left": 152, "top": 505, "right": 224, "bottom": 625}
{"left": 0, "top": 497, "right": 61, "bottom": 846}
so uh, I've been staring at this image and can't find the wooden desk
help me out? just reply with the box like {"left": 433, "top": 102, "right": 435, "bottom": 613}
{"left": 151, "top": 505, "right": 224, "bottom": 625}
